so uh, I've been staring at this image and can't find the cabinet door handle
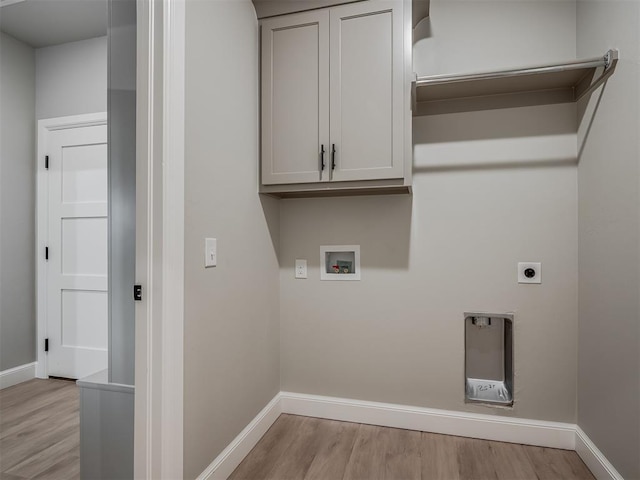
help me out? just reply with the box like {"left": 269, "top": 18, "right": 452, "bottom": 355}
{"left": 331, "top": 144, "right": 336, "bottom": 170}
{"left": 320, "top": 144, "right": 326, "bottom": 171}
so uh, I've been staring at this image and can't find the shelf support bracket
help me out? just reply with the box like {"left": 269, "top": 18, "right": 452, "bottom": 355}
{"left": 575, "top": 49, "right": 619, "bottom": 101}
{"left": 411, "top": 72, "right": 418, "bottom": 113}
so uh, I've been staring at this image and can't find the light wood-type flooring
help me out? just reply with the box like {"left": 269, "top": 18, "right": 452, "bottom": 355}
{"left": 229, "top": 414, "right": 595, "bottom": 480}
{"left": 0, "top": 379, "right": 79, "bottom": 480}
{"left": 0, "top": 381, "right": 595, "bottom": 480}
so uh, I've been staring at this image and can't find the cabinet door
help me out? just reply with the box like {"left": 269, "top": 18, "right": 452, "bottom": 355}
{"left": 261, "top": 11, "right": 330, "bottom": 185}
{"left": 329, "top": 0, "right": 404, "bottom": 182}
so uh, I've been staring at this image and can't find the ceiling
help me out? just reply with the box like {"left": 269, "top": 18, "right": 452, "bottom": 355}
{"left": 0, "top": 0, "right": 107, "bottom": 48}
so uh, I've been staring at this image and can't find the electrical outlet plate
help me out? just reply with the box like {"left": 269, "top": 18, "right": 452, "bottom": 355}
{"left": 518, "top": 262, "right": 541, "bottom": 284}
{"left": 295, "top": 259, "right": 307, "bottom": 279}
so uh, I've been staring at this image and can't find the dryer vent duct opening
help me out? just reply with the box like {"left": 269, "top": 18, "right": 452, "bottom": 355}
{"left": 464, "top": 313, "right": 514, "bottom": 406}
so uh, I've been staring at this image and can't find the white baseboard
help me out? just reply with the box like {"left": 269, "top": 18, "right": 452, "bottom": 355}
{"left": 575, "top": 427, "right": 623, "bottom": 480}
{"left": 280, "top": 392, "right": 576, "bottom": 450}
{"left": 0, "top": 362, "right": 36, "bottom": 390}
{"left": 196, "top": 394, "right": 282, "bottom": 480}
{"left": 198, "top": 391, "right": 626, "bottom": 480}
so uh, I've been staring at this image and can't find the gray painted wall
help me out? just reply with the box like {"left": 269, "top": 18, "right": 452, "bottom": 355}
{"left": 35, "top": 36, "right": 106, "bottom": 120}
{"left": 280, "top": 0, "right": 580, "bottom": 423}
{"left": 413, "top": 0, "right": 577, "bottom": 76}
{"left": 576, "top": 1, "right": 640, "bottom": 478}
{"left": 183, "top": 0, "right": 281, "bottom": 477}
{"left": 0, "top": 32, "right": 36, "bottom": 372}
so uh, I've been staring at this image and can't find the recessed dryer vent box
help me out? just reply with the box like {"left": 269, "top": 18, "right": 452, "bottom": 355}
{"left": 320, "top": 245, "right": 360, "bottom": 281}
{"left": 464, "top": 312, "right": 514, "bottom": 407}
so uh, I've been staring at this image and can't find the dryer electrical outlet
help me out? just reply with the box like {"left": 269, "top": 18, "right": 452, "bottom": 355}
{"left": 518, "top": 262, "right": 541, "bottom": 284}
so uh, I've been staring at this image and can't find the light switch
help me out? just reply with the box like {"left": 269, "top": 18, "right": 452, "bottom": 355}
{"left": 295, "top": 259, "right": 307, "bottom": 279}
{"left": 205, "top": 238, "right": 217, "bottom": 267}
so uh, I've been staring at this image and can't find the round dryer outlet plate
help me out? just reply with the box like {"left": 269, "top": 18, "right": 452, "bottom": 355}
{"left": 517, "top": 262, "right": 541, "bottom": 284}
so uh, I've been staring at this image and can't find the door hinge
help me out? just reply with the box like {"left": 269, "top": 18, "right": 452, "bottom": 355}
{"left": 45, "top": 246, "right": 49, "bottom": 261}
{"left": 45, "top": 156, "right": 49, "bottom": 169}
{"left": 133, "top": 284, "right": 142, "bottom": 301}
{"left": 45, "top": 338, "right": 49, "bottom": 352}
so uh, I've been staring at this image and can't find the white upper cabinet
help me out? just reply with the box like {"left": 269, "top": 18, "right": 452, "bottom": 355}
{"left": 329, "top": 0, "right": 404, "bottom": 182}
{"left": 261, "top": 10, "right": 329, "bottom": 185}
{"left": 260, "top": 0, "right": 411, "bottom": 196}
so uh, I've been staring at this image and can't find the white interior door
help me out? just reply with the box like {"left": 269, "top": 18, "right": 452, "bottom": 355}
{"left": 46, "top": 122, "right": 108, "bottom": 379}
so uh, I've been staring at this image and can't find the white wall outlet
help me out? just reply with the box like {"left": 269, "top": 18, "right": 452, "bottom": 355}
{"left": 205, "top": 238, "right": 217, "bottom": 268}
{"left": 295, "top": 259, "right": 307, "bottom": 279}
{"left": 518, "top": 262, "right": 541, "bottom": 284}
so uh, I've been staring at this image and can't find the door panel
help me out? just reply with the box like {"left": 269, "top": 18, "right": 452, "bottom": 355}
{"left": 261, "top": 10, "right": 330, "bottom": 185}
{"left": 330, "top": 0, "right": 404, "bottom": 181}
{"left": 60, "top": 143, "right": 108, "bottom": 203}
{"left": 61, "top": 290, "right": 108, "bottom": 349}
{"left": 47, "top": 124, "right": 108, "bottom": 379}
{"left": 61, "top": 217, "right": 108, "bottom": 275}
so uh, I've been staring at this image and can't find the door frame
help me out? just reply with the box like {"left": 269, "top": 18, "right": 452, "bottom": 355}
{"left": 35, "top": 112, "right": 108, "bottom": 380}
{"left": 135, "top": 0, "right": 185, "bottom": 478}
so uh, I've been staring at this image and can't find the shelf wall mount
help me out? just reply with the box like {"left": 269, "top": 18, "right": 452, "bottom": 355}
{"left": 412, "top": 49, "right": 619, "bottom": 116}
